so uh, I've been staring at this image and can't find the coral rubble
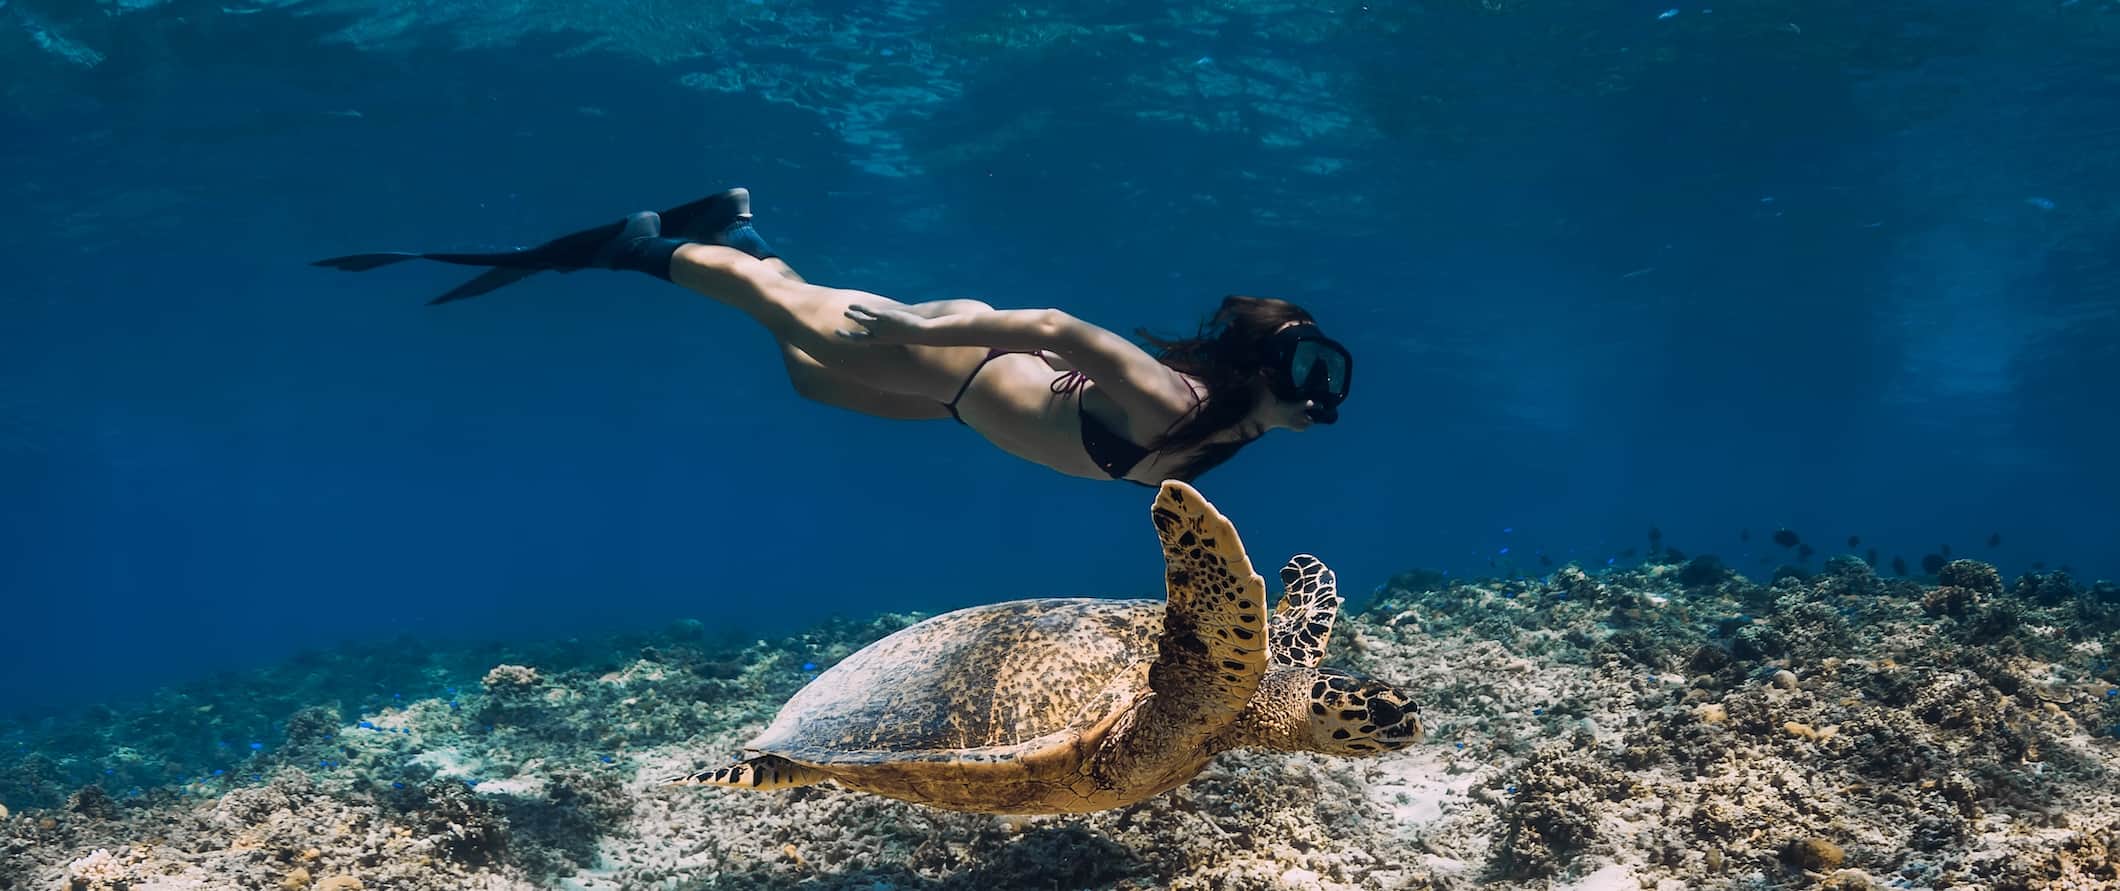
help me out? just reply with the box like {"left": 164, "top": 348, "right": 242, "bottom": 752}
{"left": 2, "top": 560, "right": 2116, "bottom": 889}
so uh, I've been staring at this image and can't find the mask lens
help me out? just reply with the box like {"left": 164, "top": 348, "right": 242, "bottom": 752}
{"left": 1290, "top": 340, "right": 1349, "bottom": 401}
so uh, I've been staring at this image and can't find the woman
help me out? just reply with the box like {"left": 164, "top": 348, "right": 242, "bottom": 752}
{"left": 313, "top": 188, "right": 1354, "bottom": 484}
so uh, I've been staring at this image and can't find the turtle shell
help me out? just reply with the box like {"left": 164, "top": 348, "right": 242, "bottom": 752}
{"left": 746, "top": 598, "right": 1164, "bottom": 765}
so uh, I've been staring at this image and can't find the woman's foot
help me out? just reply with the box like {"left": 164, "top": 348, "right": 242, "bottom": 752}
{"left": 662, "top": 187, "right": 750, "bottom": 239}
{"left": 591, "top": 211, "right": 686, "bottom": 279}
{"left": 665, "top": 187, "right": 777, "bottom": 261}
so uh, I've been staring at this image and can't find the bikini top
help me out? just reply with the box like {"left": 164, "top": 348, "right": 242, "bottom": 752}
{"left": 1049, "top": 369, "right": 1154, "bottom": 481}
{"left": 944, "top": 348, "right": 1178, "bottom": 484}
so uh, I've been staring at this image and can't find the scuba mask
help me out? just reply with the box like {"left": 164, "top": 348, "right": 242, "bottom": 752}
{"left": 1261, "top": 323, "right": 1352, "bottom": 423}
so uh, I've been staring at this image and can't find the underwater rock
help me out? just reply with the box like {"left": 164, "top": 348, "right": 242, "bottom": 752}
{"left": 1729, "top": 622, "right": 1788, "bottom": 661}
{"left": 1767, "top": 597, "right": 1857, "bottom": 664}
{"left": 1820, "top": 553, "right": 1880, "bottom": 587}
{"left": 63, "top": 785, "right": 117, "bottom": 821}
{"left": 480, "top": 663, "right": 542, "bottom": 691}
{"left": 1922, "top": 585, "right": 1980, "bottom": 617}
{"left": 1938, "top": 559, "right": 2004, "bottom": 596}
{"left": 1784, "top": 836, "right": 1846, "bottom": 871}
{"left": 282, "top": 704, "right": 343, "bottom": 745}
{"left": 1384, "top": 567, "right": 1450, "bottom": 594}
{"left": 1553, "top": 564, "right": 1605, "bottom": 601}
{"left": 1494, "top": 748, "right": 1627, "bottom": 879}
{"left": 63, "top": 846, "right": 127, "bottom": 889}
{"left": 492, "top": 764, "right": 632, "bottom": 876}
{"left": 1820, "top": 868, "right": 1881, "bottom": 890}
{"left": 475, "top": 663, "right": 551, "bottom": 726}
{"left": 2014, "top": 570, "right": 2081, "bottom": 605}
{"left": 1768, "top": 564, "right": 1810, "bottom": 585}
{"left": 1676, "top": 554, "right": 1732, "bottom": 588}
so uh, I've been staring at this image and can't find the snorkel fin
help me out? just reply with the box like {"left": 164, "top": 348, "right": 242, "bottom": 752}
{"left": 312, "top": 188, "right": 754, "bottom": 304}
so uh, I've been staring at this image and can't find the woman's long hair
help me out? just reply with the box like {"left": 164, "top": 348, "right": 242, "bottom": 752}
{"left": 1139, "top": 295, "right": 1318, "bottom": 481}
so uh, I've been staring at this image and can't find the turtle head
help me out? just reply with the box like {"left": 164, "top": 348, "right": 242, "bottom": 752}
{"left": 1302, "top": 668, "right": 1423, "bottom": 755}
{"left": 1232, "top": 666, "right": 1423, "bottom": 756}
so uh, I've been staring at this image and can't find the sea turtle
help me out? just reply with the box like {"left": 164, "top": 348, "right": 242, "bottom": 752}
{"left": 668, "top": 480, "right": 1423, "bottom": 814}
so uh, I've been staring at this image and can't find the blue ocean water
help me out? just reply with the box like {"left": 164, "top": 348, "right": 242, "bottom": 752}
{"left": 2, "top": 0, "right": 2114, "bottom": 719}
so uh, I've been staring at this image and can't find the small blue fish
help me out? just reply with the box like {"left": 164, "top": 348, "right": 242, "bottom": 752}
{"left": 1657, "top": 8, "right": 1679, "bottom": 19}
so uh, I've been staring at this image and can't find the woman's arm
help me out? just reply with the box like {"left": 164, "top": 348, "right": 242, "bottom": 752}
{"left": 842, "top": 305, "right": 1197, "bottom": 418}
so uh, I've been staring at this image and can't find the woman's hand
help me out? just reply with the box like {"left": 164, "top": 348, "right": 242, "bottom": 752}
{"left": 838, "top": 305, "right": 931, "bottom": 344}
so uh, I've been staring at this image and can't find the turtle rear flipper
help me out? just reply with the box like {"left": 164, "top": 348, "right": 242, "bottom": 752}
{"left": 1144, "top": 480, "right": 1269, "bottom": 731}
{"left": 1269, "top": 554, "right": 1343, "bottom": 668}
{"left": 670, "top": 755, "right": 828, "bottom": 791}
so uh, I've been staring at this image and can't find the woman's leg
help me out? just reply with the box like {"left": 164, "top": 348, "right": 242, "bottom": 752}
{"left": 764, "top": 258, "right": 995, "bottom": 418}
{"left": 757, "top": 257, "right": 992, "bottom": 321}
{"left": 671, "top": 245, "right": 989, "bottom": 404}
{"left": 776, "top": 343, "right": 952, "bottom": 420}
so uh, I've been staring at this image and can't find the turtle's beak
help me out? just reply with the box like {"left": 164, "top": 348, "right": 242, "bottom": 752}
{"left": 1369, "top": 689, "right": 1423, "bottom": 749}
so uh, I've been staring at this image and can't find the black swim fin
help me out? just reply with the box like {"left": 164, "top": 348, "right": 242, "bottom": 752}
{"left": 426, "top": 266, "right": 544, "bottom": 305}
{"left": 312, "top": 255, "right": 570, "bottom": 305}
{"left": 312, "top": 188, "right": 753, "bottom": 304}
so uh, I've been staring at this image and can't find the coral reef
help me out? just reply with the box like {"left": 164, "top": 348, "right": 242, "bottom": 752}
{"left": 2, "top": 559, "right": 2117, "bottom": 889}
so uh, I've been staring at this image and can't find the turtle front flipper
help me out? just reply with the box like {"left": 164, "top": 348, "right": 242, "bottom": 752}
{"left": 1145, "top": 480, "right": 1269, "bottom": 730}
{"left": 1269, "top": 554, "right": 1343, "bottom": 668}
{"left": 669, "top": 755, "right": 828, "bottom": 791}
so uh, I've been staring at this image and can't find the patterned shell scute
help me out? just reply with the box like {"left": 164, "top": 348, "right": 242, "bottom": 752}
{"left": 746, "top": 598, "right": 1165, "bottom": 763}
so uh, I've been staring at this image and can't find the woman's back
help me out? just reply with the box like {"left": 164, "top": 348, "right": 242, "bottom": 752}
{"left": 952, "top": 351, "right": 1199, "bottom": 484}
